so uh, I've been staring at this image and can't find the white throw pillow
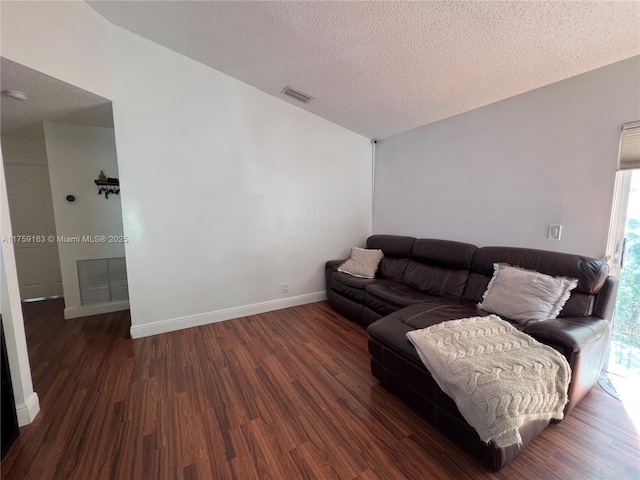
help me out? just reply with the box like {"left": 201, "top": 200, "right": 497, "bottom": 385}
{"left": 338, "top": 247, "right": 384, "bottom": 279}
{"left": 478, "top": 263, "right": 578, "bottom": 325}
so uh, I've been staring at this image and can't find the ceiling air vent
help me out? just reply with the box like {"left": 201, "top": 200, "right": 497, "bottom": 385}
{"left": 281, "top": 86, "right": 313, "bottom": 104}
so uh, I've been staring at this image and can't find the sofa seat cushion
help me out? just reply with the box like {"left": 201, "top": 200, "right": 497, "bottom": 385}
{"left": 333, "top": 271, "right": 378, "bottom": 289}
{"left": 330, "top": 272, "right": 379, "bottom": 303}
{"left": 367, "top": 301, "right": 488, "bottom": 365}
{"left": 364, "top": 280, "right": 436, "bottom": 309}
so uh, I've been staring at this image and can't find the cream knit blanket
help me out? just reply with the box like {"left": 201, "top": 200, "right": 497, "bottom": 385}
{"left": 406, "top": 314, "right": 570, "bottom": 448}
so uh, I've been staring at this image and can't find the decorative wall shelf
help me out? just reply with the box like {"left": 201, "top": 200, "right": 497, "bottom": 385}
{"left": 95, "top": 173, "right": 120, "bottom": 199}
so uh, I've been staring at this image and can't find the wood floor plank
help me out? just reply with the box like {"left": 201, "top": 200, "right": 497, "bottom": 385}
{"left": 2, "top": 298, "right": 638, "bottom": 479}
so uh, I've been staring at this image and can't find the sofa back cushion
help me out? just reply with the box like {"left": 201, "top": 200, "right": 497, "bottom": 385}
{"left": 411, "top": 238, "right": 477, "bottom": 270}
{"left": 367, "top": 235, "right": 416, "bottom": 281}
{"left": 379, "top": 258, "right": 410, "bottom": 282}
{"left": 367, "top": 235, "right": 416, "bottom": 257}
{"left": 401, "top": 239, "right": 478, "bottom": 299}
{"left": 464, "top": 246, "right": 609, "bottom": 317}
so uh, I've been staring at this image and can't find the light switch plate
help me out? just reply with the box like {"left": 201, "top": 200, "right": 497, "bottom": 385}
{"left": 548, "top": 224, "right": 562, "bottom": 240}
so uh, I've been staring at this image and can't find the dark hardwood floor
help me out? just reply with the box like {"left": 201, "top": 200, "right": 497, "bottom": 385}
{"left": 2, "top": 298, "right": 639, "bottom": 479}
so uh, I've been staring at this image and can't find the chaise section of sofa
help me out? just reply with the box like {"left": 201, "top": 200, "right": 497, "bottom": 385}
{"left": 325, "top": 234, "right": 615, "bottom": 471}
{"left": 367, "top": 304, "right": 552, "bottom": 471}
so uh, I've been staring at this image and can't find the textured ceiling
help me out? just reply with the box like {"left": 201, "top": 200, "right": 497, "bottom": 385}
{"left": 89, "top": 1, "right": 640, "bottom": 139}
{"left": 0, "top": 58, "right": 113, "bottom": 138}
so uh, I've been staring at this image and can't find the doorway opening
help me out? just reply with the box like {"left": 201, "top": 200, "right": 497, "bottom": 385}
{"left": 1, "top": 57, "right": 130, "bottom": 319}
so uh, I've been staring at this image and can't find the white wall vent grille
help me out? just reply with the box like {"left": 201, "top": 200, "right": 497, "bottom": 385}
{"left": 77, "top": 257, "right": 129, "bottom": 305}
{"left": 281, "top": 86, "right": 313, "bottom": 103}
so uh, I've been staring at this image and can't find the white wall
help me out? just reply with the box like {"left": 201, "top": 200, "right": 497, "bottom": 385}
{"left": 110, "top": 28, "right": 371, "bottom": 337}
{"left": 0, "top": 1, "right": 112, "bottom": 99}
{"left": 43, "top": 123, "right": 127, "bottom": 318}
{"left": 0, "top": 151, "right": 40, "bottom": 426}
{"left": 1, "top": 1, "right": 372, "bottom": 337}
{"left": 374, "top": 56, "right": 640, "bottom": 258}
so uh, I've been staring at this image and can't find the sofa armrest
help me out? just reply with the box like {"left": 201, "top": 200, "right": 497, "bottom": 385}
{"left": 523, "top": 316, "right": 609, "bottom": 353}
{"left": 326, "top": 259, "right": 345, "bottom": 270}
{"left": 593, "top": 276, "right": 617, "bottom": 321}
{"left": 523, "top": 316, "right": 610, "bottom": 416}
{"left": 325, "top": 259, "right": 346, "bottom": 294}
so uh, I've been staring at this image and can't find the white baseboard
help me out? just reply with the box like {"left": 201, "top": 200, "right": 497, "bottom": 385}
{"left": 130, "top": 291, "right": 327, "bottom": 339}
{"left": 16, "top": 392, "right": 40, "bottom": 426}
{"left": 64, "top": 300, "right": 130, "bottom": 319}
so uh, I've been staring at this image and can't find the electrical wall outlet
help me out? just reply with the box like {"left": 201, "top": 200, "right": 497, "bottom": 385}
{"left": 281, "top": 283, "right": 289, "bottom": 294}
{"left": 548, "top": 224, "right": 562, "bottom": 240}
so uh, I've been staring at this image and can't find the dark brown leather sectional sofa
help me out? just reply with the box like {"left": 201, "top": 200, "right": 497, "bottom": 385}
{"left": 325, "top": 235, "right": 616, "bottom": 471}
